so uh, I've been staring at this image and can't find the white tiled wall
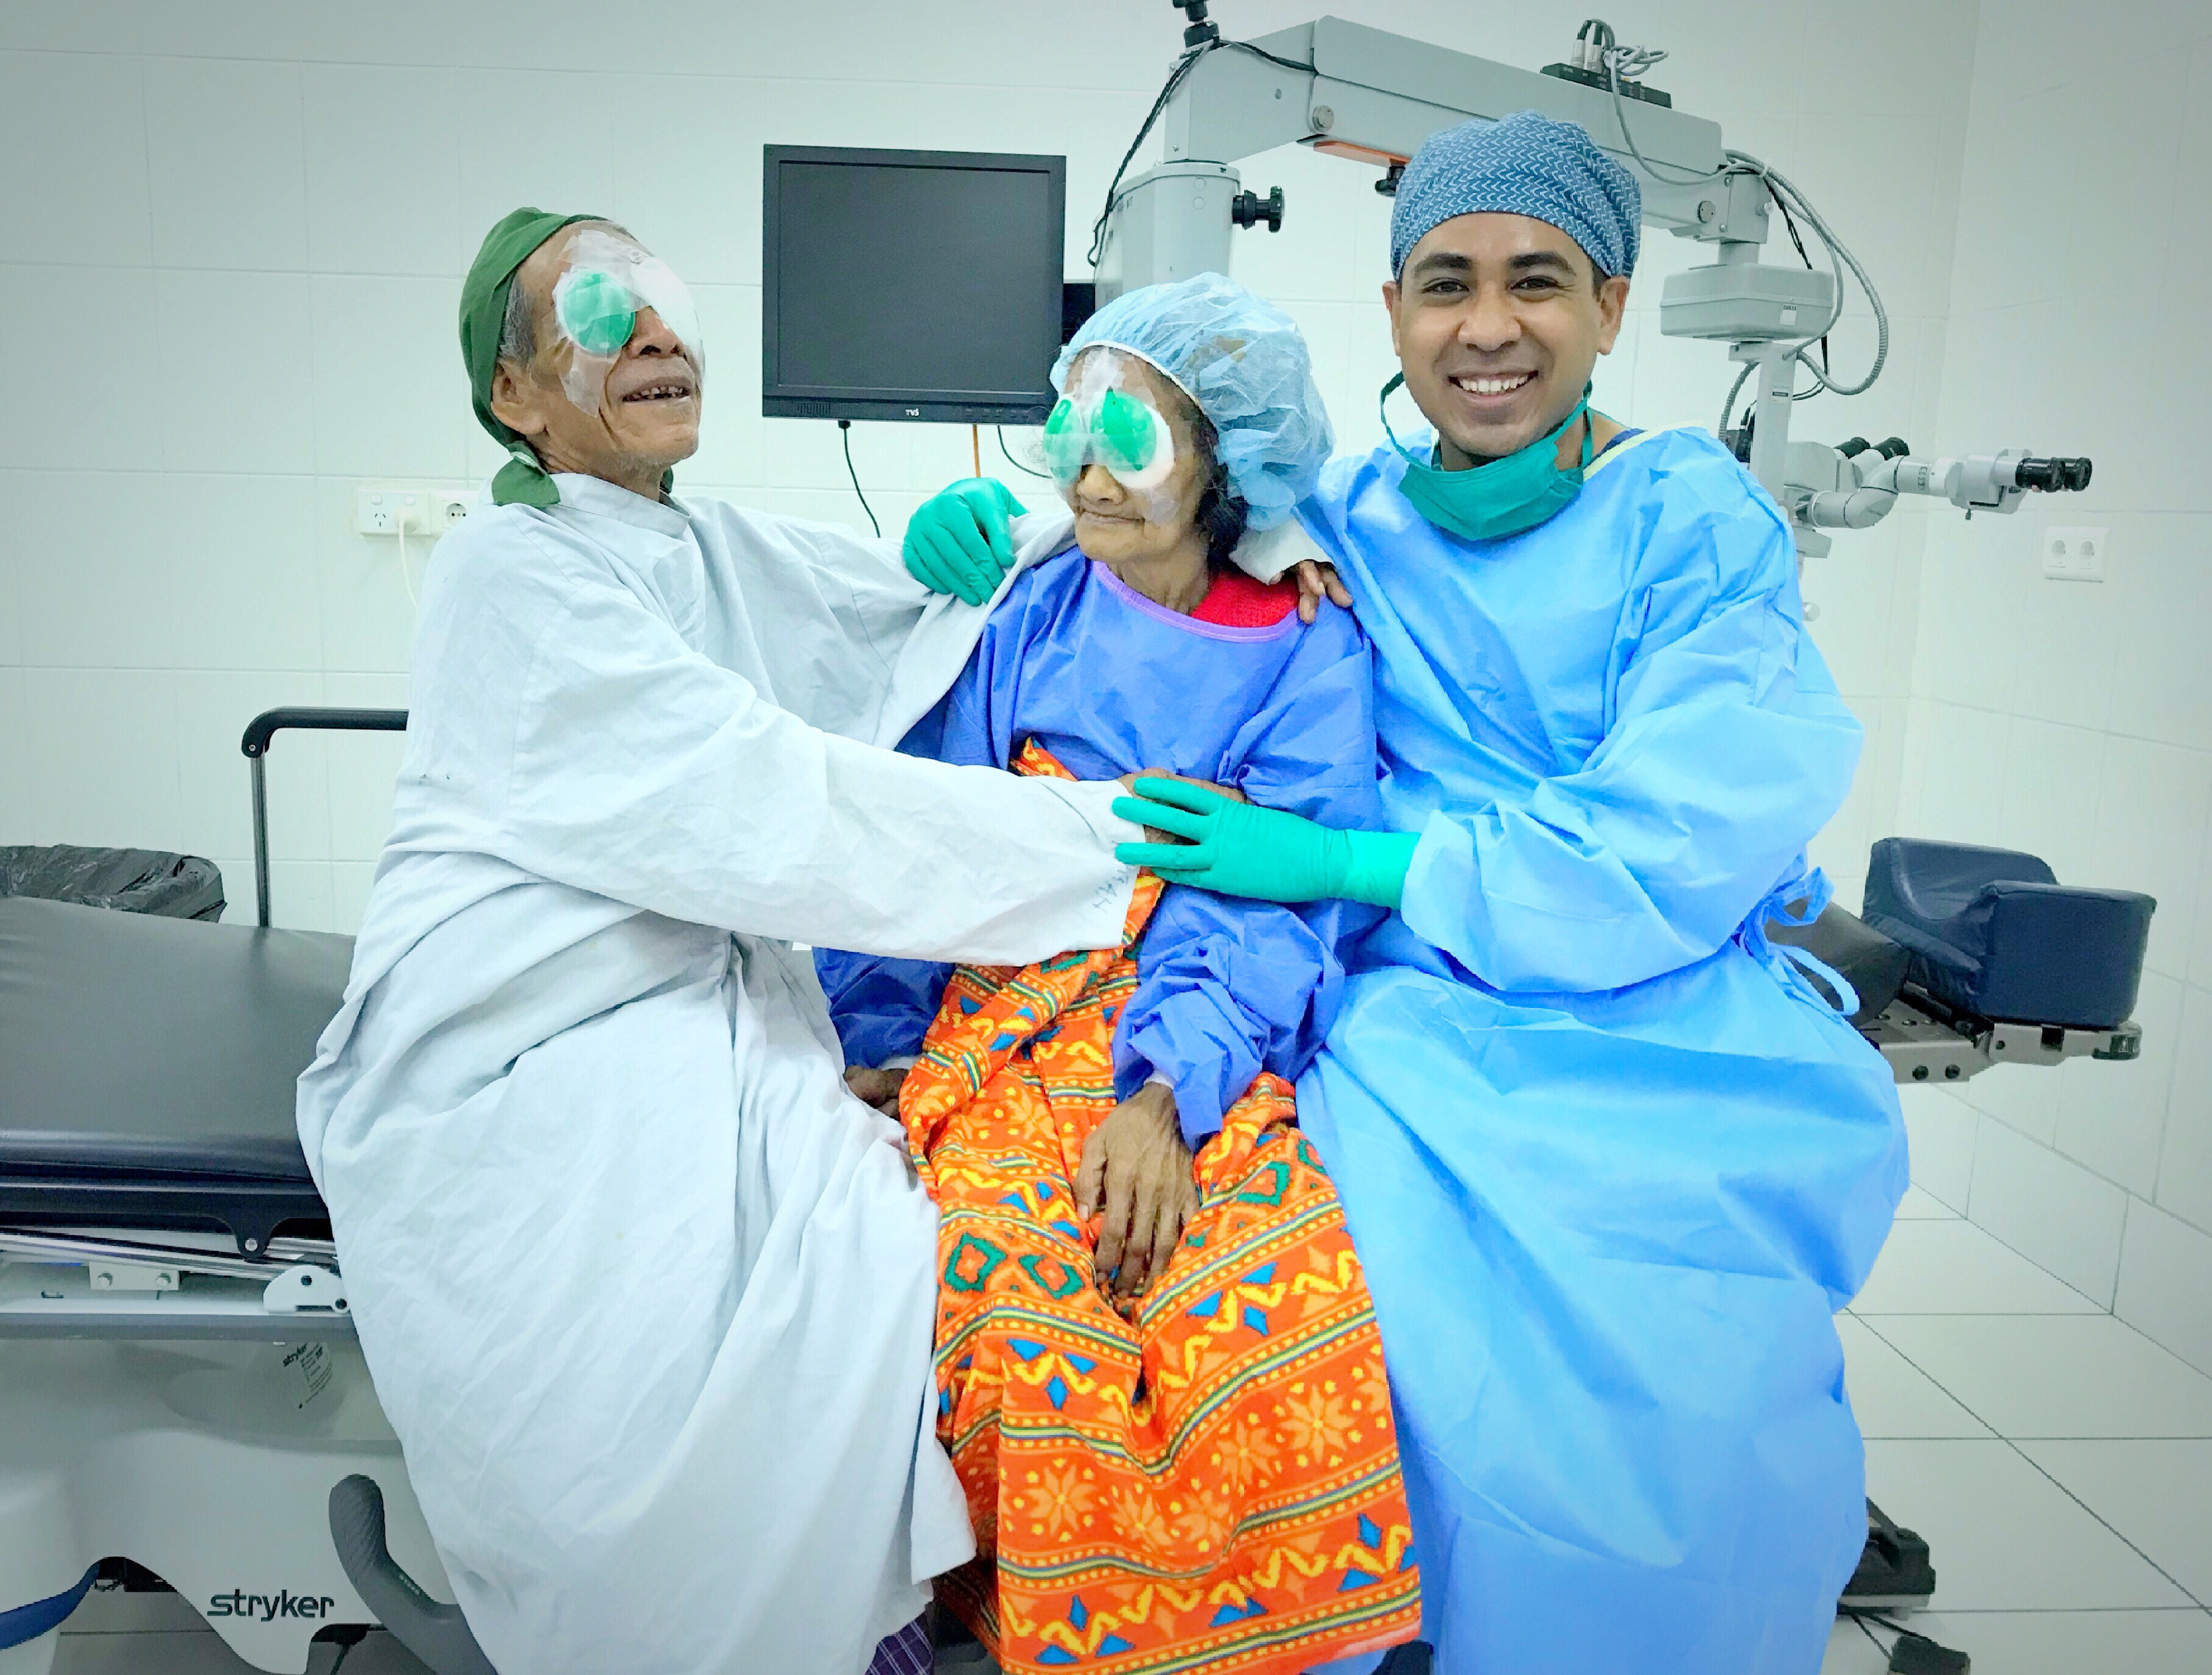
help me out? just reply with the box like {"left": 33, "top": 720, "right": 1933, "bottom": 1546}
{"left": 1891, "top": 1, "right": 2212, "bottom": 1377}
{"left": 0, "top": 0, "right": 1971, "bottom": 933}
{"left": 16, "top": 0, "right": 2207, "bottom": 1523}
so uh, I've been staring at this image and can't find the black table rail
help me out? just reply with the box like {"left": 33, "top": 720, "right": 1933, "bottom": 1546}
{"left": 239, "top": 708, "right": 408, "bottom": 928}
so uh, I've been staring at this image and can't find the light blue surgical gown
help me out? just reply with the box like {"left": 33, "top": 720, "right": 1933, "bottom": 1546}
{"left": 1293, "top": 428, "right": 1908, "bottom": 1674}
{"left": 818, "top": 539, "right": 1384, "bottom": 1144}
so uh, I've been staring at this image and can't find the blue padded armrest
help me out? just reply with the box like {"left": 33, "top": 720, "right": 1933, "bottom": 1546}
{"left": 1861, "top": 838, "right": 2154, "bottom": 1029}
{"left": 1762, "top": 903, "right": 1909, "bottom": 1026}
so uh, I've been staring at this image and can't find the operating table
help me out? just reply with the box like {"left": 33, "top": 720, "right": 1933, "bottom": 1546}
{"left": 0, "top": 708, "right": 2157, "bottom": 1673}
{"left": 0, "top": 710, "right": 486, "bottom": 1675}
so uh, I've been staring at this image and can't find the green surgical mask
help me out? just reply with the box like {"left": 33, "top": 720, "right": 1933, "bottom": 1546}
{"left": 1381, "top": 373, "right": 1594, "bottom": 543}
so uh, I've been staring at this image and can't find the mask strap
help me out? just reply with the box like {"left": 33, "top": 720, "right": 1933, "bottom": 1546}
{"left": 1540, "top": 383, "right": 1593, "bottom": 464}
{"left": 1377, "top": 373, "right": 1434, "bottom": 468}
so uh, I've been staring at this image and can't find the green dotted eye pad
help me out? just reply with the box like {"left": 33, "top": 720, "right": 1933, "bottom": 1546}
{"left": 1040, "top": 388, "right": 1175, "bottom": 492}
{"left": 1042, "top": 396, "right": 1087, "bottom": 481}
{"left": 1097, "top": 388, "right": 1163, "bottom": 476}
{"left": 543, "top": 231, "right": 706, "bottom": 414}
{"left": 548, "top": 231, "right": 704, "bottom": 368}
{"left": 554, "top": 267, "right": 636, "bottom": 358}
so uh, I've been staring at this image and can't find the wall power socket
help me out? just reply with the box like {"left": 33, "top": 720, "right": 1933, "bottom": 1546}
{"left": 354, "top": 488, "right": 425, "bottom": 535}
{"left": 427, "top": 489, "right": 479, "bottom": 529}
{"left": 2042, "top": 525, "right": 2109, "bottom": 582}
{"left": 355, "top": 487, "right": 479, "bottom": 536}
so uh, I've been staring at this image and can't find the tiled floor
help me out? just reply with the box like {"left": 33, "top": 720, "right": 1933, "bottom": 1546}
{"left": 18, "top": 1183, "right": 2212, "bottom": 1674}
{"left": 1820, "top": 1185, "right": 2212, "bottom": 1673}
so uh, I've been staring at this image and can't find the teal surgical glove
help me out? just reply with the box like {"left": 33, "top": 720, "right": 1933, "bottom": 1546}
{"left": 1111, "top": 777, "right": 1420, "bottom": 909}
{"left": 903, "top": 478, "right": 1026, "bottom": 606}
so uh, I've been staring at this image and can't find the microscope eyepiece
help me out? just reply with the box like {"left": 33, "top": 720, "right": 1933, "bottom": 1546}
{"left": 2014, "top": 455, "right": 2093, "bottom": 492}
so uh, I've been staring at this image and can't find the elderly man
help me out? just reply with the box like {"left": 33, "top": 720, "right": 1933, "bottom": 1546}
{"left": 297, "top": 209, "right": 1144, "bottom": 1675}
{"left": 916, "top": 115, "right": 1907, "bottom": 1675}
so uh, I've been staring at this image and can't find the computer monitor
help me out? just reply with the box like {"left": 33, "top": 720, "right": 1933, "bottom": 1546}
{"left": 760, "top": 145, "right": 1066, "bottom": 424}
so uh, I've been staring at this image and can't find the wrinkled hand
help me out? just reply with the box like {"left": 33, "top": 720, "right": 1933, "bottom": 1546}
{"left": 844, "top": 1065, "right": 908, "bottom": 1115}
{"left": 1076, "top": 1082, "right": 1199, "bottom": 1298}
{"left": 904, "top": 478, "right": 1025, "bottom": 605}
{"left": 1292, "top": 558, "right": 1353, "bottom": 624}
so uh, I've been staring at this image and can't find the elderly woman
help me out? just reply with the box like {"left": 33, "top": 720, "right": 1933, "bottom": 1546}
{"left": 817, "top": 276, "right": 1418, "bottom": 1675}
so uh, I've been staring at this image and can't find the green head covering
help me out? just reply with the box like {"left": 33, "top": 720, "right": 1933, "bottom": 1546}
{"left": 460, "top": 208, "right": 603, "bottom": 509}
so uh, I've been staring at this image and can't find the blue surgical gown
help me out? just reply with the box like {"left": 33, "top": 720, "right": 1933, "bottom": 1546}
{"left": 1295, "top": 429, "right": 1907, "bottom": 1674}
{"left": 817, "top": 543, "right": 1383, "bottom": 1144}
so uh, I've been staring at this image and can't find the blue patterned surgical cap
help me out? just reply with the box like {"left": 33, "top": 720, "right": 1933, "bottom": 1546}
{"left": 1050, "top": 272, "right": 1332, "bottom": 532}
{"left": 1389, "top": 111, "right": 1642, "bottom": 280}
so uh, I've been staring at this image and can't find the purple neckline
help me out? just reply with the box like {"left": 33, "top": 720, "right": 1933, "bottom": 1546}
{"left": 1086, "top": 558, "right": 1299, "bottom": 643}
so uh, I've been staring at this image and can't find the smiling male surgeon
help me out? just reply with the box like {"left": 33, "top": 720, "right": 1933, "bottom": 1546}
{"left": 296, "top": 209, "right": 1145, "bottom": 1675}
{"left": 1119, "top": 112, "right": 1910, "bottom": 1675}
{"left": 912, "top": 113, "right": 1908, "bottom": 1674}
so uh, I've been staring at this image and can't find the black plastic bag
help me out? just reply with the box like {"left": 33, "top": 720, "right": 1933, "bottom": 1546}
{"left": 0, "top": 845, "right": 226, "bottom": 921}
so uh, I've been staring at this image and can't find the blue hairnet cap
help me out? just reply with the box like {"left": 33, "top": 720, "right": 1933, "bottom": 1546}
{"left": 1389, "top": 111, "right": 1642, "bottom": 281}
{"left": 1049, "top": 272, "right": 1331, "bottom": 531}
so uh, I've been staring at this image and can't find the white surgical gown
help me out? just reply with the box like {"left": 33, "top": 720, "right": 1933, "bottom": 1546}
{"left": 296, "top": 475, "right": 1136, "bottom": 1675}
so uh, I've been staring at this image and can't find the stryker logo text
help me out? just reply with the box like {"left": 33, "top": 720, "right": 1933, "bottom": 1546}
{"left": 208, "top": 1589, "right": 336, "bottom": 1622}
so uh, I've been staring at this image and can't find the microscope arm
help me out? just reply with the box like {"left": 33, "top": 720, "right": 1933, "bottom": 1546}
{"left": 1157, "top": 17, "right": 1754, "bottom": 234}
{"left": 1104, "top": 14, "right": 1777, "bottom": 300}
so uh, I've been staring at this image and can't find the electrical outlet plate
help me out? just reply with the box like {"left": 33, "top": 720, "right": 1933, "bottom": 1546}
{"left": 428, "top": 489, "right": 478, "bottom": 530}
{"left": 357, "top": 486, "right": 479, "bottom": 536}
{"left": 355, "top": 487, "right": 427, "bottom": 536}
{"left": 2043, "top": 525, "right": 2108, "bottom": 582}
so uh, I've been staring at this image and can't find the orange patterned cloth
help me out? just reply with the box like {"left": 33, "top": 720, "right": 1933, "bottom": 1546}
{"left": 898, "top": 744, "right": 1418, "bottom": 1675}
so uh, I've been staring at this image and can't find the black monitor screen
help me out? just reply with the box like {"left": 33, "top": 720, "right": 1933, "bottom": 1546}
{"left": 762, "top": 146, "right": 1065, "bottom": 424}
